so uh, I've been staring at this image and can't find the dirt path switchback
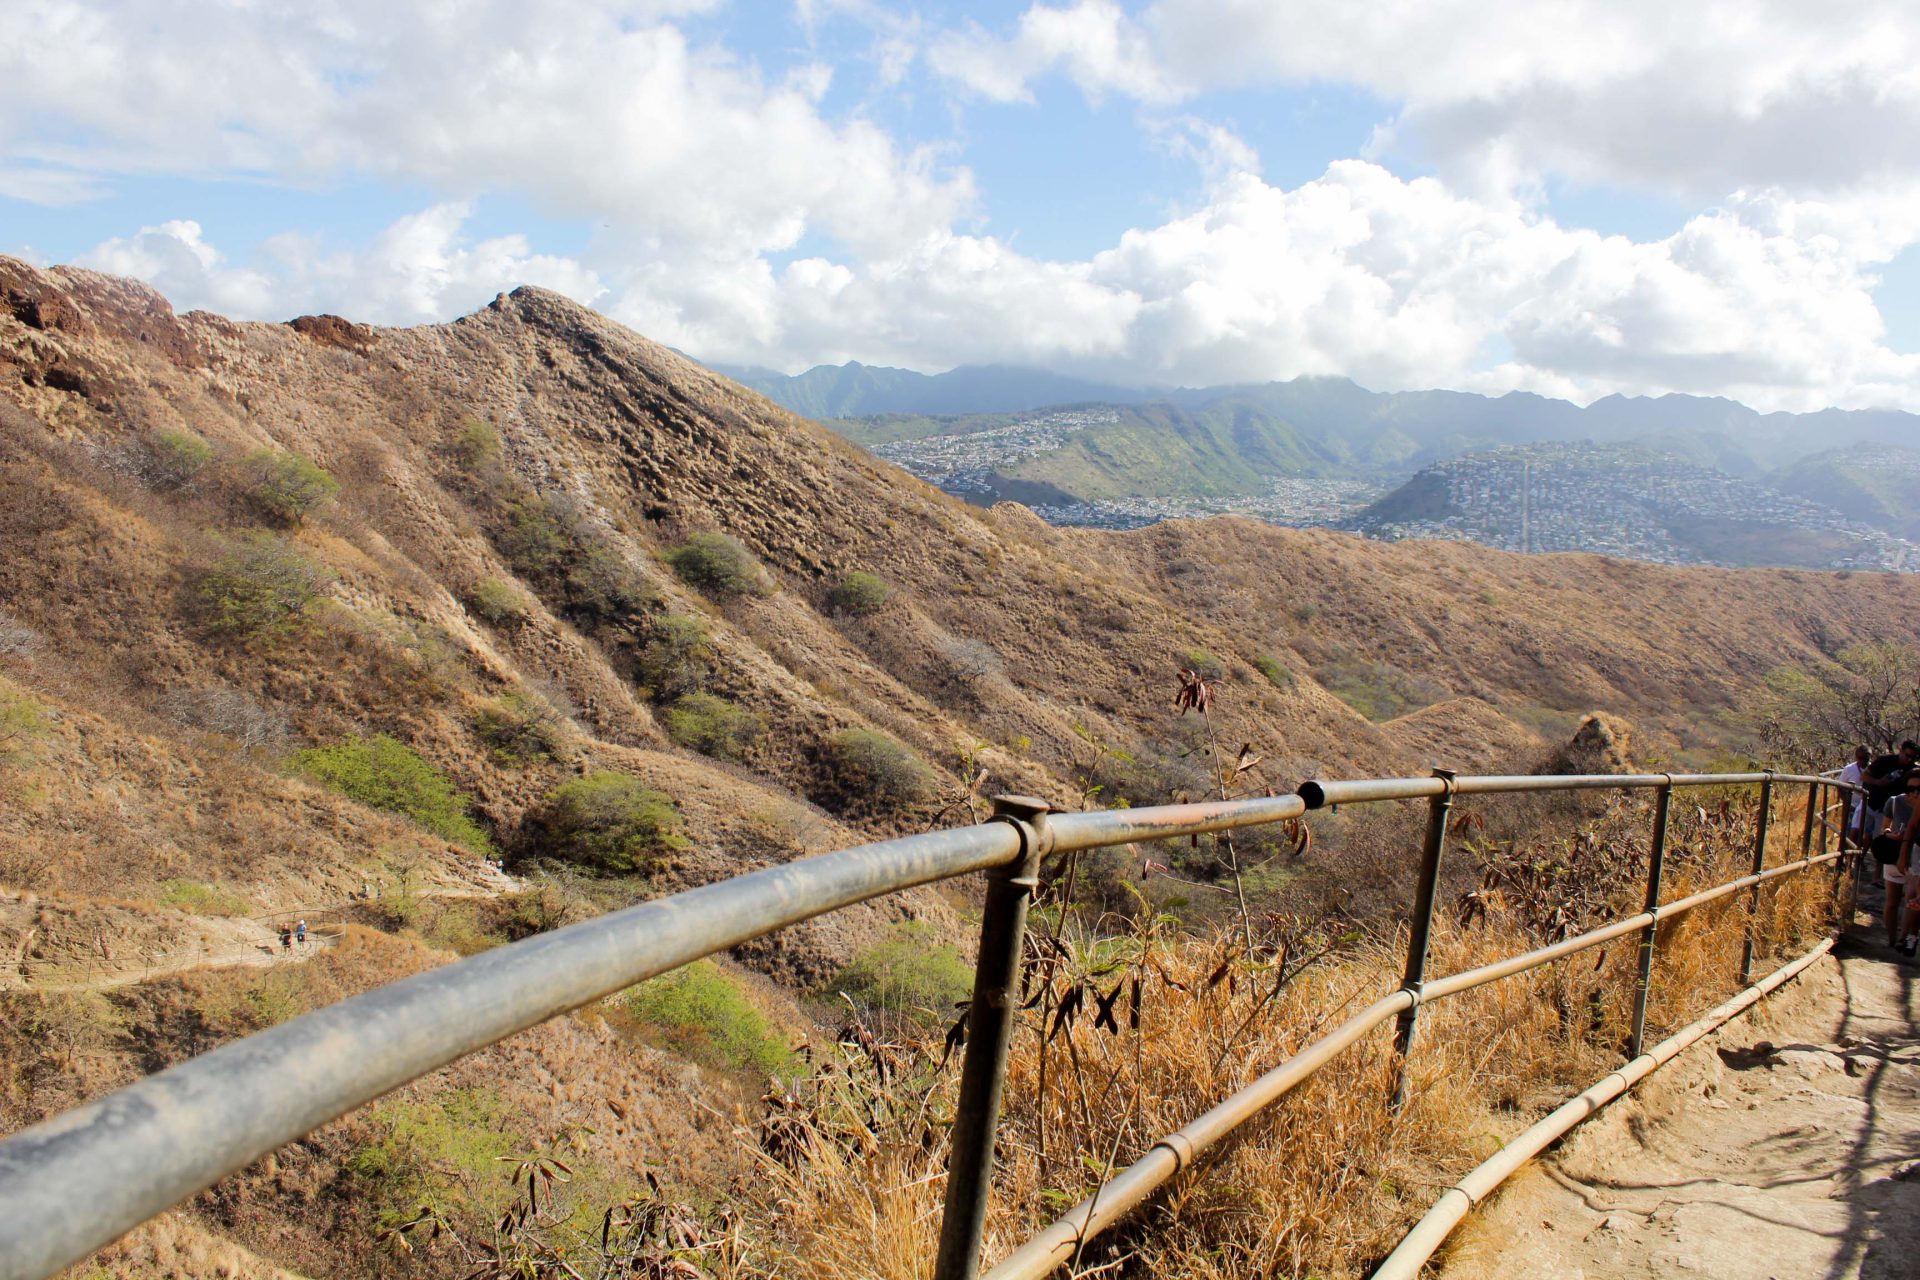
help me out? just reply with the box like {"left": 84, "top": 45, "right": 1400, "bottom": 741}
{"left": 1437, "top": 920, "right": 1920, "bottom": 1279}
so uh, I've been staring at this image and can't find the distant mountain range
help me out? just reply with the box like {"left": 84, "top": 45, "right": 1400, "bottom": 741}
{"left": 713, "top": 360, "right": 1162, "bottom": 420}
{"left": 717, "top": 358, "right": 1920, "bottom": 569}
{"left": 721, "top": 359, "right": 1920, "bottom": 478}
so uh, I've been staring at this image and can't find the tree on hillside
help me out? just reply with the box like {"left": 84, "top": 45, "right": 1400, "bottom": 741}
{"left": 1747, "top": 642, "right": 1920, "bottom": 768}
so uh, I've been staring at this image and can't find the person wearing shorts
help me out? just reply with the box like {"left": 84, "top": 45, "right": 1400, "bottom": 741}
{"left": 1881, "top": 790, "right": 1912, "bottom": 951}
{"left": 1892, "top": 782, "right": 1920, "bottom": 955}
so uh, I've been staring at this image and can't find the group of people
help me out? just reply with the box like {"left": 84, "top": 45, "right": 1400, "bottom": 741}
{"left": 1838, "top": 743, "right": 1920, "bottom": 955}
{"left": 276, "top": 918, "right": 309, "bottom": 952}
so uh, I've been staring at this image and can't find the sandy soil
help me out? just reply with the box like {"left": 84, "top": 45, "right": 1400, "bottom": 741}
{"left": 1437, "top": 888, "right": 1920, "bottom": 1280}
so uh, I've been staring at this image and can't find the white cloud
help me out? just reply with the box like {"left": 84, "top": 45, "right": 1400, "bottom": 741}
{"left": 0, "top": 0, "right": 975, "bottom": 262}
{"left": 77, "top": 205, "right": 604, "bottom": 324}
{"left": 18, "top": 0, "right": 1920, "bottom": 412}
{"left": 936, "top": 1, "right": 1920, "bottom": 199}
{"left": 930, "top": 0, "right": 1178, "bottom": 105}
{"left": 590, "top": 161, "right": 1920, "bottom": 411}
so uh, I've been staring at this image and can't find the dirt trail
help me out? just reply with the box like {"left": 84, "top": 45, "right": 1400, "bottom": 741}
{"left": 14, "top": 922, "right": 342, "bottom": 994}
{"left": 1437, "top": 907, "right": 1920, "bottom": 1279}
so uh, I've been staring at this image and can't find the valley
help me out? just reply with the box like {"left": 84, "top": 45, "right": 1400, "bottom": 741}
{"left": 4, "top": 255, "right": 1918, "bottom": 1279}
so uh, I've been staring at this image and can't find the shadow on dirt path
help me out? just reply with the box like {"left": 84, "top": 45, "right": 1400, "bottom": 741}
{"left": 1437, "top": 875, "right": 1920, "bottom": 1280}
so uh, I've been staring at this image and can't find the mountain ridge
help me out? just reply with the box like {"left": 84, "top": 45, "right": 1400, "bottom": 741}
{"left": 8, "top": 254, "right": 1920, "bottom": 1277}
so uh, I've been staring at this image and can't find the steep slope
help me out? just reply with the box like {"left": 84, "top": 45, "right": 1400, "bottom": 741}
{"left": 7, "top": 255, "right": 1920, "bottom": 1277}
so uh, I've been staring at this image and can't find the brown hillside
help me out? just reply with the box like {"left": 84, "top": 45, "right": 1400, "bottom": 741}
{"left": 4, "top": 254, "right": 1919, "bottom": 1276}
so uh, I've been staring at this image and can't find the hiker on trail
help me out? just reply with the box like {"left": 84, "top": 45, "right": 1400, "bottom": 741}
{"left": 295, "top": 918, "right": 307, "bottom": 946}
{"left": 1839, "top": 745, "right": 1871, "bottom": 847}
{"left": 1889, "top": 775, "right": 1920, "bottom": 955}
{"left": 1862, "top": 741, "right": 1917, "bottom": 835}
{"left": 279, "top": 924, "right": 292, "bottom": 952}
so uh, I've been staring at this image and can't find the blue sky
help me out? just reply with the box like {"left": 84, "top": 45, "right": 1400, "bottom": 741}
{"left": 6, "top": 1, "right": 1920, "bottom": 411}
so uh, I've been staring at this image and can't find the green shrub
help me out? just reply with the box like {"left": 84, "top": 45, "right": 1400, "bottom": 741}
{"left": 149, "top": 428, "right": 214, "bottom": 488}
{"left": 564, "top": 544, "right": 654, "bottom": 622}
{"left": 623, "top": 960, "right": 794, "bottom": 1077}
{"left": 1319, "top": 661, "right": 1447, "bottom": 722}
{"left": 194, "top": 532, "right": 332, "bottom": 640}
{"left": 824, "top": 923, "right": 973, "bottom": 1027}
{"left": 823, "top": 728, "right": 937, "bottom": 810}
{"left": 472, "top": 692, "right": 567, "bottom": 764}
{"left": 662, "top": 692, "right": 764, "bottom": 762}
{"left": 347, "top": 1088, "right": 517, "bottom": 1224}
{"left": 1183, "top": 648, "right": 1227, "bottom": 681}
{"left": 452, "top": 417, "right": 501, "bottom": 471}
{"left": 827, "top": 571, "right": 892, "bottom": 616}
{"left": 465, "top": 577, "right": 529, "bottom": 624}
{"left": 665, "top": 532, "right": 772, "bottom": 597}
{"left": 1253, "top": 655, "right": 1293, "bottom": 689}
{"left": 290, "top": 733, "right": 493, "bottom": 852}
{"left": 634, "top": 613, "right": 713, "bottom": 699}
{"left": 527, "top": 771, "right": 685, "bottom": 875}
{"left": 157, "top": 879, "right": 252, "bottom": 917}
{"left": 495, "top": 495, "right": 571, "bottom": 578}
{"left": 0, "top": 687, "right": 47, "bottom": 761}
{"left": 240, "top": 448, "right": 339, "bottom": 523}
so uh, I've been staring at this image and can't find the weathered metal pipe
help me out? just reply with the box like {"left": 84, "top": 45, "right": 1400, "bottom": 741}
{"left": 1391, "top": 770, "right": 1455, "bottom": 1108}
{"left": 982, "top": 992, "right": 1413, "bottom": 1280}
{"left": 1739, "top": 773, "right": 1775, "bottom": 986}
{"left": 0, "top": 823, "right": 1027, "bottom": 1280}
{"left": 1627, "top": 781, "right": 1672, "bottom": 1058}
{"left": 1296, "top": 772, "right": 1841, "bottom": 811}
{"left": 935, "top": 797, "right": 1051, "bottom": 1280}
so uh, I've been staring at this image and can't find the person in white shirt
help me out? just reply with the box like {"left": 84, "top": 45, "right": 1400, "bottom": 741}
{"left": 1839, "top": 745, "right": 1870, "bottom": 848}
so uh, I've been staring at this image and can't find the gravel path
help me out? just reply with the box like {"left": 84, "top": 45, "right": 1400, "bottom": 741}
{"left": 1437, "top": 893, "right": 1920, "bottom": 1279}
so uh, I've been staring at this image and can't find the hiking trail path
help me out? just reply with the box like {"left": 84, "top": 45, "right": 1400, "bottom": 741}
{"left": 1437, "top": 896, "right": 1920, "bottom": 1280}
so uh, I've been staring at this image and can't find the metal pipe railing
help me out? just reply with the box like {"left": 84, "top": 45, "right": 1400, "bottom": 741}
{"left": 1371, "top": 935, "right": 1837, "bottom": 1280}
{"left": 0, "top": 821, "right": 1016, "bottom": 1280}
{"left": 0, "top": 769, "right": 1857, "bottom": 1280}
{"left": 988, "top": 772, "right": 1856, "bottom": 1280}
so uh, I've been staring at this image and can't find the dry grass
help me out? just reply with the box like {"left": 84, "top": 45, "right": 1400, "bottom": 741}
{"left": 732, "top": 787, "right": 1840, "bottom": 1280}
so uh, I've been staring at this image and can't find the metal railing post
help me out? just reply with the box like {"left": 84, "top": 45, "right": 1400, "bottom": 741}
{"left": 1738, "top": 772, "right": 1774, "bottom": 987}
{"left": 933, "top": 795, "right": 1050, "bottom": 1280}
{"left": 1390, "top": 769, "right": 1456, "bottom": 1110}
{"left": 1626, "top": 777, "right": 1673, "bottom": 1059}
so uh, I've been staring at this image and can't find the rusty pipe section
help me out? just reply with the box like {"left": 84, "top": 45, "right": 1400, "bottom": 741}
{"left": 986, "top": 845, "right": 1847, "bottom": 1280}
{"left": 1422, "top": 847, "right": 1843, "bottom": 1003}
{"left": 983, "top": 992, "right": 1412, "bottom": 1280}
{"left": 1297, "top": 772, "right": 1845, "bottom": 810}
{"left": 0, "top": 823, "right": 1026, "bottom": 1280}
{"left": 1046, "top": 793, "right": 1305, "bottom": 852}
{"left": 1371, "top": 937, "right": 1836, "bottom": 1280}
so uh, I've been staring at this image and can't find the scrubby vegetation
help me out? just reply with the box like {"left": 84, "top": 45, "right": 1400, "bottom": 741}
{"left": 192, "top": 531, "right": 332, "bottom": 640}
{"left": 1319, "top": 659, "right": 1447, "bottom": 721}
{"left": 0, "top": 686, "right": 47, "bottom": 762}
{"left": 822, "top": 922, "right": 973, "bottom": 1029}
{"left": 471, "top": 691, "right": 568, "bottom": 764}
{"left": 147, "top": 428, "right": 213, "bottom": 488}
{"left": 621, "top": 960, "right": 794, "bottom": 1078}
{"left": 666, "top": 532, "right": 772, "bottom": 597}
{"left": 1747, "top": 640, "right": 1920, "bottom": 766}
{"left": 156, "top": 879, "right": 251, "bottom": 917}
{"left": 633, "top": 613, "right": 713, "bottom": 699}
{"left": 290, "top": 734, "right": 493, "bottom": 852}
{"left": 662, "top": 692, "right": 764, "bottom": 761}
{"left": 346, "top": 1088, "right": 519, "bottom": 1228}
{"left": 239, "top": 448, "right": 339, "bottom": 523}
{"left": 524, "top": 770, "right": 685, "bottom": 875}
{"left": 464, "top": 576, "right": 529, "bottom": 625}
{"left": 1253, "top": 653, "right": 1292, "bottom": 688}
{"left": 821, "top": 728, "right": 937, "bottom": 811}
{"left": 827, "top": 571, "right": 892, "bottom": 616}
